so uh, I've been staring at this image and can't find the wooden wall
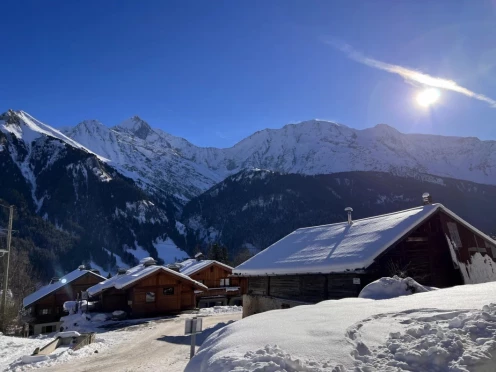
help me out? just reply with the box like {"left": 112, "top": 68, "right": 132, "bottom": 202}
{"left": 247, "top": 273, "right": 364, "bottom": 304}
{"left": 100, "top": 270, "right": 197, "bottom": 317}
{"left": 31, "top": 272, "right": 103, "bottom": 323}
{"left": 372, "top": 213, "right": 463, "bottom": 288}
{"left": 246, "top": 210, "right": 493, "bottom": 304}
{"left": 188, "top": 263, "right": 232, "bottom": 288}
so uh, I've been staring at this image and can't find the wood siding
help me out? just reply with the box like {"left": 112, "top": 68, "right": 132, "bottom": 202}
{"left": 188, "top": 263, "right": 232, "bottom": 288}
{"left": 187, "top": 262, "right": 247, "bottom": 300}
{"left": 372, "top": 213, "right": 463, "bottom": 288}
{"left": 246, "top": 210, "right": 495, "bottom": 304}
{"left": 247, "top": 273, "right": 363, "bottom": 304}
{"left": 100, "top": 270, "right": 197, "bottom": 317}
{"left": 31, "top": 272, "right": 103, "bottom": 324}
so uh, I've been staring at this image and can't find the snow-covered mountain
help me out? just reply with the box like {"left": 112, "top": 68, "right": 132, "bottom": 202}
{"left": 0, "top": 110, "right": 189, "bottom": 279}
{"left": 1, "top": 108, "right": 495, "bottom": 278}
{"left": 63, "top": 117, "right": 496, "bottom": 202}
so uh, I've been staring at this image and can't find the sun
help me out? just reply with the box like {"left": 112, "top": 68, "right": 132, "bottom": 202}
{"left": 416, "top": 88, "right": 440, "bottom": 107}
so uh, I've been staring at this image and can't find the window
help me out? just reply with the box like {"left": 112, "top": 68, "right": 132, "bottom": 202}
{"left": 146, "top": 292, "right": 156, "bottom": 303}
{"left": 163, "top": 287, "right": 174, "bottom": 295}
{"left": 41, "top": 325, "right": 55, "bottom": 334}
{"left": 220, "top": 278, "right": 230, "bottom": 287}
{"left": 40, "top": 308, "right": 51, "bottom": 315}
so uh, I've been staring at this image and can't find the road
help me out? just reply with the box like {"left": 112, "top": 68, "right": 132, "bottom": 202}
{"left": 38, "top": 313, "right": 241, "bottom": 372}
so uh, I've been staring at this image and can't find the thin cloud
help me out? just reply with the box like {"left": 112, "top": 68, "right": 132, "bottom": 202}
{"left": 328, "top": 40, "right": 496, "bottom": 107}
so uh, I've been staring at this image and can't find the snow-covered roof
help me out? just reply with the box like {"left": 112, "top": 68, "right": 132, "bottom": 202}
{"left": 177, "top": 259, "right": 233, "bottom": 276}
{"left": 87, "top": 258, "right": 208, "bottom": 297}
{"left": 234, "top": 203, "right": 496, "bottom": 276}
{"left": 23, "top": 269, "right": 105, "bottom": 308}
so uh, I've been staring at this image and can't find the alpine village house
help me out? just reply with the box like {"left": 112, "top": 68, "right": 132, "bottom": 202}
{"left": 87, "top": 258, "right": 207, "bottom": 317}
{"left": 234, "top": 194, "right": 496, "bottom": 317}
{"left": 22, "top": 267, "right": 105, "bottom": 335}
{"left": 169, "top": 254, "right": 247, "bottom": 307}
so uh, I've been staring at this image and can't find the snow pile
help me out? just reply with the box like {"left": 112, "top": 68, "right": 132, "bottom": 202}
{"left": 0, "top": 334, "right": 48, "bottom": 368}
{"left": 186, "top": 281, "right": 496, "bottom": 372}
{"left": 358, "top": 276, "right": 435, "bottom": 300}
{"left": 199, "top": 306, "right": 242, "bottom": 315}
{"left": 201, "top": 344, "right": 335, "bottom": 372}
{"left": 60, "top": 313, "right": 92, "bottom": 332}
{"left": 53, "top": 331, "right": 81, "bottom": 339}
{"left": 354, "top": 303, "right": 496, "bottom": 371}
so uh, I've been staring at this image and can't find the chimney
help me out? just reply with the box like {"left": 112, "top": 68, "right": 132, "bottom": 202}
{"left": 142, "top": 258, "right": 157, "bottom": 267}
{"left": 194, "top": 252, "right": 204, "bottom": 261}
{"left": 78, "top": 265, "right": 86, "bottom": 271}
{"left": 167, "top": 263, "right": 181, "bottom": 272}
{"left": 117, "top": 268, "right": 127, "bottom": 275}
{"left": 49, "top": 277, "right": 60, "bottom": 284}
{"left": 422, "top": 192, "right": 432, "bottom": 205}
{"left": 344, "top": 207, "right": 353, "bottom": 225}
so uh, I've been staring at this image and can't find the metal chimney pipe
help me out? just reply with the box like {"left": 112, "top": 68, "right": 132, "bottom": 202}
{"left": 344, "top": 207, "right": 353, "bottom": 225}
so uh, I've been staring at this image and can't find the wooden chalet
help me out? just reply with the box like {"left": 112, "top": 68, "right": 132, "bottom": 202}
{"left": 234, "top": 196, "right": 496, "bottom": 317}
{"left": 174, "top": 258, "right": 246, "bottom": 307}
{"left": 22, "top": 266, "right": 105, "bottom": 335}
{"left": 87, "top": 258, "right": 207, "bottom": 317}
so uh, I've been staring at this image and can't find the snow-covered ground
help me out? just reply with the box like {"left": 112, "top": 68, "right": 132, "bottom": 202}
{"left": 199, "top": 306, "right": 242, "bottom": 316}
{"left": 1, "top": 307, "right": 243, "bottom": 372}
{"left": 186, "top": 281, "right": 496, "bottom": 372}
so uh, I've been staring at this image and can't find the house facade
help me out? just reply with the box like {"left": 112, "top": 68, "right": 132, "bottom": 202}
{"left": 87, "top": 258, "right": 207, "bottom": 317}
{"left": 176, "top": 259, "right": 247, "bottom": 307}
{"left": 22, "top": 267, "right": 105, "bottom": 335}
{"left": 234, "top": 201, "right": 496, "bottom": 317}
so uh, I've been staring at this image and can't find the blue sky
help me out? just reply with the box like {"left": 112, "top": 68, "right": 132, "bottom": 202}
{"left": 1, "top": 0, "right": 495, "bottom": 146}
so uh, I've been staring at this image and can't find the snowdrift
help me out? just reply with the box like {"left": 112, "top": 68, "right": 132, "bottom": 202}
{"left": 358, "top": 276, "right": 436, "bottom": 300}
{"left": 186, "top": 281, "right": 496, "bottom": 372}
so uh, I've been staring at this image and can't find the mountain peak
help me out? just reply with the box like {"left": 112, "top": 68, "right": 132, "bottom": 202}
{"left": 116, "top": 116, "right": 153, "bottom": 140}
{"left": 0, "top": 109, "right": 21, "bottom": 125}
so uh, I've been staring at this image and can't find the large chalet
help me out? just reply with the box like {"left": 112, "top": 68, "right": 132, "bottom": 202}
{"left": 234, "top": 196, "right": 496, "bottom": 317}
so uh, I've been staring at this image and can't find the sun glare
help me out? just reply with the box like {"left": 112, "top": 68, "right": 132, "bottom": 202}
{"left": 416, "top": 88, "right": 440, "bottom": 107}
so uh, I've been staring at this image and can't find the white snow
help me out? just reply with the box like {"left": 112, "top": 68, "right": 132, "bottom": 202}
{"left": 358, "top": 276, "right": 436, "bottom": 300}
{"left": 458, "top": 252, "right": 496, "bottom": 284}
{"left": 0, "top": 111, "right": 107, "bottom": 161}
{"left": 235, "top": 203, "right": 496, "bottom": 276}
{"left": 186, "top": 281, "right": 496, "bottom": 372}
{"left": 4, "top": 110, "right": 496, "bottom": 204}
{"left": 199, "top": 306, "right": 242, "bottom": 315}
{"left": 153, "top": 237, "right": 189, "bottom": 263}
{"left": 53, "top": 331, "right": 81, "bottom": 339}
{"left": 87, "top": 259, "right": 207, "bottom": 297}
{"left": 23, "top": 269, "right": 105, "bottom": 308}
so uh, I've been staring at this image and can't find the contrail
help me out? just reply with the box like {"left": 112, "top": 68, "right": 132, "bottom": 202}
{"left": 328, "top": 40, "right": 496, "bottom": 107}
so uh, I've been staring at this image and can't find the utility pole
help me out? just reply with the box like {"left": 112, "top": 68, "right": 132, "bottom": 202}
{"left": 1, "top": 206, "right": 13, "bottom": 330}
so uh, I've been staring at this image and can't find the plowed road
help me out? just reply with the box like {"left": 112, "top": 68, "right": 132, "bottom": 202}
{"left": 38, "top": 313, "right": 241, "bottom": 372}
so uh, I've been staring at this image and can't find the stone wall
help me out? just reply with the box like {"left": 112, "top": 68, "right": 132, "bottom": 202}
{"left": 242, "top": 294, "right": 309, "bottom": 317}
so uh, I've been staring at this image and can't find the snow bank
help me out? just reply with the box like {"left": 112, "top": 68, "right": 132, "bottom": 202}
{"left": 53, "top": 331, "right": 81, "bottom": 339}
{"left": 358, "top": 276, "right": 435, "bottom": 300}
{"left": 0, "top": 334, "right": 48, "bottom": 368}
{"left": 199, "top": 306, "right": 242, "bottom": 315}
{"left": 186, "top": 282, "right": 496, "bottom": 372}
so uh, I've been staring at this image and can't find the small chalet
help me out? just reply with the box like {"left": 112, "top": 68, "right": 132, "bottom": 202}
{"left": 234, "top": 196, "right": 496, "bottom": 317}
{"left": 87, "top": 258, "right": 207, "bottom": 317}
{"left": 23, "top": 266, "right": 105, "bottom": 335}
{"left": 173, "top": 257, "right": 246, "bottom": 307}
